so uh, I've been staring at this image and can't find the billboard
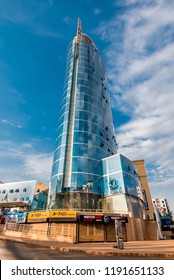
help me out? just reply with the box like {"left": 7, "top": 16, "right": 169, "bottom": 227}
{"left": 27, "top": 211, "right": 49, "bottom": 223}
{"left": 49, "top": 210, "right": 77, "bottom": 221}
{"left": 79, "top": 215, "right": 128, "bottom": 223}
{"left": 2, "top": 211, "right": 19, "bottom": 223}
{"left": 79, "top": 215, "right": 103, "bottom": 222}
{"left": 16, "top": 212, "right": 27, "bottom": 223}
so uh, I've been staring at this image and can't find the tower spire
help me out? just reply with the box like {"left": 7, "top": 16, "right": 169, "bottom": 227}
{"left": 77, "top": 18, "right": 82, "bottom": 36}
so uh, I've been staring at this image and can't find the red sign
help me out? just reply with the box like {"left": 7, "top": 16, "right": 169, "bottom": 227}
{"left": 81, "top": 215, "right": 103, "bottom": 222}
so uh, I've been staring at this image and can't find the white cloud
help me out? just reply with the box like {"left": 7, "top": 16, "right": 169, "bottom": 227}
{"left": 94, "top": 8, "right": 102, "bottom": 15}
{"left": 0, "top": 0, "right": 60, "bottom": 38}
{"left": 95, "top": 0, "right": 174, "bottom": 211}
{"left": 0, "top": 140, "right": 53, "bottom": 185}
{"left": 62, "top": 16, "right": 76, "bottom": 26}
{"left": 1, "top": 119, "right": 23, "bottom": 128}
{"left": 63, "top": 16, "right": 69, "bottom": 24}
{"left": 25, "top": 153, "right": 53, "bottom": 182}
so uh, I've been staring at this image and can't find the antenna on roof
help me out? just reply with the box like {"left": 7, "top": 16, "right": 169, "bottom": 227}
{"left": 77, "top": 17, "right": 82, "bottom": 36}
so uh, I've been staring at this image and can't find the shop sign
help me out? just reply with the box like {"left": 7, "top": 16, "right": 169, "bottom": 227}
{"left": 103, "top": 216, "right": 128, "bottom": 223}
{"left": 103, "top": 216, "right": 111, "bottom": 223}
{"left": 6, "top": 214, "right": 18, "bottom": 222}
{"left": 2, "top": 211, "right": 19, "bottom": 222}
{"left": 16, "top": 212, "right": 27, "bottom": 224}
{"left": 80, "top": 215, "right": 103, "bottom": 222}
{"left": 49, "top": 210, "right": 76, "bottom": 219}
{"left": 110, "top": 216, "right": 128, "bottom": 223}
{"left": 16, "top": 216, "right": 27, "bottom": 223}
{"left": 27, "top": 211, "right": 49, "bottom": 220}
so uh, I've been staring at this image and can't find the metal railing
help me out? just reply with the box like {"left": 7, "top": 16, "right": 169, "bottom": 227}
{"left": 5, "top": 222, "right": 75, "bottom": 243}
{"left": 0, "top": 224, "right": 5, "bottom": 232}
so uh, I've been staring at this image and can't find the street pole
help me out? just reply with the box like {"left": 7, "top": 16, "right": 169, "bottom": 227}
{"left": 115, "top": 219, "right": 124, "bottom": 249}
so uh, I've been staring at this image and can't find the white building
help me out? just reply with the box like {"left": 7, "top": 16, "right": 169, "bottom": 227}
{"left": 152, "top": 198, "right": 170, "bottom": 216}
{"left": 0, "top": 180, "right": 48, "bottom": 211}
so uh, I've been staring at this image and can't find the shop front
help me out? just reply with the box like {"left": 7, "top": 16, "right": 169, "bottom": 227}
{"left": 77, "top": 214, "right": 128, "bottom": 242}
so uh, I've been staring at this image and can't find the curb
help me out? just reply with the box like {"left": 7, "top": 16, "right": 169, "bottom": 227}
{"left": 1, "top": 236, "right": 174, "bottom": 259}
{"left": 63, "top": 248, "right": 174, "bottom": 258}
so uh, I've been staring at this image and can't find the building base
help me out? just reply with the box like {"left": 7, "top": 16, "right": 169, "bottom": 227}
{"left": 4, "top": 211, "right": 158, "bottom": 243}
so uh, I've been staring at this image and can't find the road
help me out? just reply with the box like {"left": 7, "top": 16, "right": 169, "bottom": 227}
{"left": 0, "top": 240, "right": 161, "bottom": 260}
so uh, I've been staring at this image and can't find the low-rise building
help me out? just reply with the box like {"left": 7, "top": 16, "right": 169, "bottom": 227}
{"left": 152, "top": 197, "right": 171, "bottom": 216}
{"left": 0, "top": 180, "right": 48, "bottom": 212}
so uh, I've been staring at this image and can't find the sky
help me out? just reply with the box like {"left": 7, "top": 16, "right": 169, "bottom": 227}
{"left": 0, "top": 0, "right": 174, "bottom": 212}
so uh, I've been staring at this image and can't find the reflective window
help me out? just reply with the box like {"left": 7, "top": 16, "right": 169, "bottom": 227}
{"left": 52, "top": 159, "right": 65, "bottom": 176}
{"left": 50, "top": 37, "right": 118, "bottom": 201}
{"left": 72, "top": 157, "right": 98, "bottom": 174}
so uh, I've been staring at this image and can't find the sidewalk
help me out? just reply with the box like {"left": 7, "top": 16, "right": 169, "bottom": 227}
{"left": 0, "top": 234, "right": 174, "bottom": 259}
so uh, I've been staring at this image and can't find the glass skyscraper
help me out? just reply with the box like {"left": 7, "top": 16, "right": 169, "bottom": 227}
{"left": 50, "top": 20, "right": 117, "bottom": 209}
{"left": 49, "top": 20, "right": 144, "bottom": 218}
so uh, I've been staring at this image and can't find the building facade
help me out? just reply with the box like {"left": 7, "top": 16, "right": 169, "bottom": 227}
{"left": 152, "top": 197, "right": 171, "bottom": 216}
{"left": 0, "top": 21, "right": 158, "bottom": 242}
{"left": 50, "top": 19, "right": 117, "bottom": 209}
{"left": 133, "top": 160, "right": 155, "bottom": 220}
{"left": 0, "top": 180, "right": 48, "bottom": 211}
{"left": 49, "top": 20, "right": 147, "bottom": 230}
{"left": 97, "top": 154, "right": 145, "bottom": 219}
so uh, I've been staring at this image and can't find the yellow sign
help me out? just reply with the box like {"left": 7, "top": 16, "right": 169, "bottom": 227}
{"left": 49, "top": 210, "right": 76, "bottom": 218}
{"left": 28, "top": 211, "right": 49, "bottom": 220}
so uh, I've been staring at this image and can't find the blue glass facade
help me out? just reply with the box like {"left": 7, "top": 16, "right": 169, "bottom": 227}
{"left": 97, "top": 154, "right": 145, "bottom": 218}
{"left": 50, "top": 22, "right": 117, "bottom": 209}
{"left": 97, "top": 154, "right": 141, "bottom": 197}
{"left": 50, "top": 21, "right": 145, "bottom": 216}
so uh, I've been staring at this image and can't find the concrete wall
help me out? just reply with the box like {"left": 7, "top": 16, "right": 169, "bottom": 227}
{"left": 126, "top": 217, "right": 157, "bottom": 241}
{"left": 35, "top": 181, "right": 48, "bottom": 194}
{"left": 3, "top": 215, "right": 158, "bottom": 243}
{"left": 133, "top": 160, "right": 154, "bottom": 220}
{"left": 144, "top": 220, "right": 157, "bottom": 240}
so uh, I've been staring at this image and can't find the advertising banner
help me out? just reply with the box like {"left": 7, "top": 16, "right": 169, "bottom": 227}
{"left": 49, "top": 210, "right": 77, "bottom": 221}
{"left": 79, "top": 215, "right": 128, "bottom": 223}
{"left": 79, "top": 215, "right": 103, "bottom": 222}
{"left": 2, "top": 211, "right": 19, "bottom": 223}
{"left": 27, "top": 211, "right": 49, "bottom": 223}
{"left": 16, "top": 212, "right": 27, "bottom": 223}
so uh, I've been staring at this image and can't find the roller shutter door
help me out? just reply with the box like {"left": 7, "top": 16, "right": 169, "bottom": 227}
{"left": 79, "top": 222, "right": 105, "bottom": 242}
{"left": 106, "top": 223, "right": 127, "bottom": 242}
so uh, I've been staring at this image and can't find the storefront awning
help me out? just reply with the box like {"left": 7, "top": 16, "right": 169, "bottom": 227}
{"left": 0, "top": 201, "right": 29, "bottom": 208}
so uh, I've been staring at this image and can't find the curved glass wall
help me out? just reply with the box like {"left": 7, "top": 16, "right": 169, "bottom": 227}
{"left": 96, "top": 154, "right": 145, "bottom": 217}
{"left": 50, "top": 41, "right": 75, "bottom": 206}
{"left": 96, "top": 154, "right": 142, "bottom": 197}
{"left": 50, "top": 27, "right": 117, "bottom": 209}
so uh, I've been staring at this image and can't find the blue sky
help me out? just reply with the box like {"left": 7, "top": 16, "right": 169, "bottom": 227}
{"left": 0, "top": 0, "right": 174, "bottom": 212}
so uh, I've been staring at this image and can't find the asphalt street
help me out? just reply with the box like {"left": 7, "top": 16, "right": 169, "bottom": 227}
{"left": 0, "top": 240, "right": 159, "bottom": 260}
